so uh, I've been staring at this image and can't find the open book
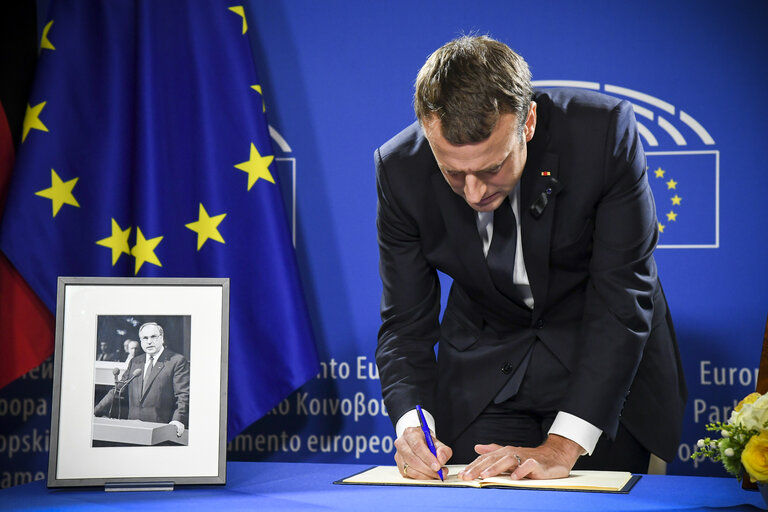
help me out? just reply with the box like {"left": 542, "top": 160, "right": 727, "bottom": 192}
{"left": 336, "top": 465, "right": 639, "bottom": 493}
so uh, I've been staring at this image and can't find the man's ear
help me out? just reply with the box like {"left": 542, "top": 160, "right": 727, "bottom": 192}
{"left": 524, "top": 101, "right": 537, "bottom": 142}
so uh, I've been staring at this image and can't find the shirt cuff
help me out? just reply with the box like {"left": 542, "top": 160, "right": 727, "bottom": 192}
{"left": 548, "top": 411, "right": 602, "bottom": 455}
{"left": 395, "top": 408, "right": 436, "bottom": 438}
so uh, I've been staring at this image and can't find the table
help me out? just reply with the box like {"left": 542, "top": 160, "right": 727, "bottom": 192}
{"left": 1, "top": 462, "right": 765, "bottom": 511}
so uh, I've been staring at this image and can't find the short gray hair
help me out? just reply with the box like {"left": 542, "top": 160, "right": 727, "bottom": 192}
{"left": 138, "top": 322, "right": 164, "bottom": 337}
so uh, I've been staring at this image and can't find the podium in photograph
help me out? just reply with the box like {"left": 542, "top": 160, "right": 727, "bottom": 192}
{"left": 92, "top": 417, "right": 189, "bottom": 446}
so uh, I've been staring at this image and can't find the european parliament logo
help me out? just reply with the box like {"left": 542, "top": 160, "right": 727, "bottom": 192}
{"left": 534, "top": 81, "right": 719, "bottom": 249}
{"left": 269, "top": 126, "right": 299, "bottom": 247}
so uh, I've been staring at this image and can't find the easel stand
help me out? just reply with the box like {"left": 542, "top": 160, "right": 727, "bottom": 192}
{"left": 105, "top": 481, "right": 174, "bottom": 492}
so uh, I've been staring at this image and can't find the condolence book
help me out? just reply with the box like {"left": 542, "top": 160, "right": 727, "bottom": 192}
{"left": 336, "top": 465, "right": 639, "bottom": 493}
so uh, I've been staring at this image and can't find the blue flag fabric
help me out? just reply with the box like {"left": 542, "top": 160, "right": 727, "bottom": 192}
{"left": 0, "top": 2, "right": 318, "bottom": 438}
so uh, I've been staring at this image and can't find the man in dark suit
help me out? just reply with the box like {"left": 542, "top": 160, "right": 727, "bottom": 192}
{"left": 122, "top": 338, "right": 141, "bottom": 363}
{"left": 95, "top": 321, "right": 189, "bottom": 437}
{"left": 96, "top": 340, "right": 121, "bottom": 361}
{"left": 375, "top": 36, "right": 686, "bottom": 481}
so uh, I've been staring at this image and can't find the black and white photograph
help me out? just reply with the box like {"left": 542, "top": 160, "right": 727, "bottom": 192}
{"left": 47, "top": 277, "right": 228, "bottom": 488}
{"left": 92, "top": 315, "right": 191, "bottom": 447}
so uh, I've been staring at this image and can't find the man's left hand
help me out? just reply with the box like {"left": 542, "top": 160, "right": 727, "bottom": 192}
{"left": 169, "top": 420, "right": 185, "bottom": 437}
{"left": 458, "top": 434, "right": 583, "bottom": 481}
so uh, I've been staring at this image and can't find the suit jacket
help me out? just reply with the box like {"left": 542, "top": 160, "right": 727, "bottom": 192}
{"left": 96, "top": 350, "right": 121, "bottom": 361}
{"left": 96, "top": 348, "right": 190, "bottom": 425}
{"left": 374, "top": 88, "right": 687, "bottom": 461}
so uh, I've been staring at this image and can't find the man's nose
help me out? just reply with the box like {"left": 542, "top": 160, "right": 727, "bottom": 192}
{"left": 464, "top": 174, "right": 485, "bottom": 203}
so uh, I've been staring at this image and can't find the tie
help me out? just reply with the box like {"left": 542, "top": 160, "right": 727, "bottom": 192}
{"left": 487, "top": 200, "right": 533, "bottom": 403}
{"left": 143, "top": 355, "right": 154, "bottom": 394}
{"left": 486, "top": 200, "right": 518, "bottom": 300}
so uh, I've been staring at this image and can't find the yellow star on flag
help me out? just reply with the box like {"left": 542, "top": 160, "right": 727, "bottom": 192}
{"left": 666, "top": 211, "right": 678, "bottom": 222}
{"left": 185, "top": 203, "right": 227, "bottom": 250}
{"left": 235, "top": 143, "right": 275, "bottom": 190}
{"left": 654, "top": 167, "right": 665, "bottom": 178}
{"left": 40, "top": 20, "right": 55, "bottom": 50}
{"left": 671, "top": 195, "right": 682, "bottom": 206}
{"left": 22, "top": 102, "right": 49, "bottom": 142}
{"left": 658, "top": 222, "right": 665, "bottom": 233}
{"left": 96, "top": 219, "right": 132, "bottom": 265}
{"left": 35, "top": 169, "right": 79, "bottom": 217}
{"left": 251, "top": 85, "right": 266, "bottom": 112}
{"left": 228, "top": 6, "right": 247, "bottom": 34}
{"left": 130, "top": 227, "right": 163, "bottom": 274}
{"left": 666, "top": 178, "right": 678, "bottom": 190}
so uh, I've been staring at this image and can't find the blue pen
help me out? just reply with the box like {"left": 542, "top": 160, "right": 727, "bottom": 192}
{"left": 416, "top": 405, "right": 444, "bottom": 481}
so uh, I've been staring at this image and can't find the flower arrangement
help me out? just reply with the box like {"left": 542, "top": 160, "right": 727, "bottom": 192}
{"left": 692, "top": 392, "right": 768, "bottom": 482}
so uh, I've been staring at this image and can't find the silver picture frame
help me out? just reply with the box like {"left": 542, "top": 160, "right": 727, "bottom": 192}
{"left": 48, "top": 277, "right": 230, "bottom": 489}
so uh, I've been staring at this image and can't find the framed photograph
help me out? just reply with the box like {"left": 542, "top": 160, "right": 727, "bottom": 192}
{"left": 48, "top": 277, "right": 229, "bottom": 488}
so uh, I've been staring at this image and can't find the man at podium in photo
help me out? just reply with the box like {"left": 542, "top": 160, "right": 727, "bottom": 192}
{"left": 95, "top": 321, "right": 189, "bottom": 438}
{"left": 374, "top": 36, "right": 686, "bottom": 481}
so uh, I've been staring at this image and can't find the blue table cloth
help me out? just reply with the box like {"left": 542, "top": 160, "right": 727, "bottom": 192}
{"left": 1, "top": 462, "right": 765, "bottom": 511}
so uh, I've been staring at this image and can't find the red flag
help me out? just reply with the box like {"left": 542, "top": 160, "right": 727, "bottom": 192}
{"left": 0, "top": 101, "right": 54, "bottom": 389}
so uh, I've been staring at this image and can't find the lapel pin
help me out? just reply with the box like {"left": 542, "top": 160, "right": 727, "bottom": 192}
{"left": 540, "top": 171, "right": 551, "bottom": 176}
{"left": 529, "top": 177, "right": 560, "bottom": 219}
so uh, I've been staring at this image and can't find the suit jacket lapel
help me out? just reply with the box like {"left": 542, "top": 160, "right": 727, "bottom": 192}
{"left": 431, "top": 172, "right": 491, "bottom": 286}
{"left": 520, "top": 134, "right": 561, "bottom": 319}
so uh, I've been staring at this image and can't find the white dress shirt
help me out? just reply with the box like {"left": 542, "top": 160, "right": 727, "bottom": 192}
{"left": 395, "top": 185, "right": 602, "bottom": 455}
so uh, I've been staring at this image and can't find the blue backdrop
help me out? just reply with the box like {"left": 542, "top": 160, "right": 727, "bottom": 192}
{"left": 1, "top": 0, "right": 767, "bottom": 486}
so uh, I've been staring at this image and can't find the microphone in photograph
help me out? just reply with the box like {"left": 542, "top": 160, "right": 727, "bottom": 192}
{"left": 108, "top": 367, "right": 121, "bottom": 418}
{"left": 117, "top": 368, "right": 143, "bottom": 394}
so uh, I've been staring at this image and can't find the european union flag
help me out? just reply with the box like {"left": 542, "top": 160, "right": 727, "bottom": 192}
{"left": 647, "top": 151, "right": 720, "bottom": 248}
{"left": 0, "top": 2, "right": 318, "bottom": 438}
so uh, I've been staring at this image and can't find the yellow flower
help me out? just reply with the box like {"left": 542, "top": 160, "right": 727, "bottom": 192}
{"left": 742, "top": 431, "right": 768, "bottom": 482}
{"left": 736, "top": 393, "right": 762, "bottom": 412}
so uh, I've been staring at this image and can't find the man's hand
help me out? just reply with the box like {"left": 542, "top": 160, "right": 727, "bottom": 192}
{"left": 394, "top": 426, "right": 452, "bottom": 480}
{"left": 169, "top": 420, "right": 185, "bottom": 437}
{"left": 458, "top": 434, "right": 583, "bottom": 481}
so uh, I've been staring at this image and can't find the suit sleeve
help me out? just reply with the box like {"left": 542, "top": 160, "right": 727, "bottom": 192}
{"left": 94, "top": 388, "right": 115, "bottom": 417}
{"left": 374, "top": 148, "right": 442, "bottom": 426}
{"left": 94, "top": 361, "right": 139, "bottom": 416}
{"left": 561, "top": 100, "right": 660, "bottom": 438}
{"left": 171, "top": 356, "right": 190, "bottom": 426}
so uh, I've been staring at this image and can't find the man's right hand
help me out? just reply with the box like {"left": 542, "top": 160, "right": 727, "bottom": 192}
{"left": 394, "top": 426, "right": 452, "bottom": 480}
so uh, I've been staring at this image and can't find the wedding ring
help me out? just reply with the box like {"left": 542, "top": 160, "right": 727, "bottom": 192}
{"left": 514, "top": 454, "right": 522, "bottom": 466}
{"left": 403, "top": 462, "right": 409, "bottom": 476}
